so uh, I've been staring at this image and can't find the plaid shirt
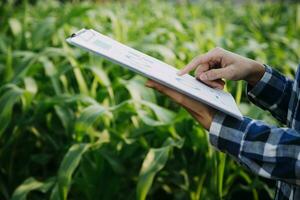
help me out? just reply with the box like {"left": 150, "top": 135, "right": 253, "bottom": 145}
{"left": 209, "top": 64, "right": 300, "bottom": 199}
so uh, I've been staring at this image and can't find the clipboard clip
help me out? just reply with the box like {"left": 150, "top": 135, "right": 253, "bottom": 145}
{"left": 70, "top": 29, "right": 87, "bottom": 38}
{"left": 70, "top": 29, "right": 95, "bottom": 41}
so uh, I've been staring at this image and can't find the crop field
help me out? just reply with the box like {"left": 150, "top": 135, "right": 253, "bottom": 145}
{"left": 0, "top": 0, "right": 299, "bottom": 199}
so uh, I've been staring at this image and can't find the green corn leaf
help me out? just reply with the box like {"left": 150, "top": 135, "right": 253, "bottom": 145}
{"left": 123, "top": 77, "right": 175, "bottom": 126}
{"left": 24, "top": 77, "right": 38, "bottom": 95}
{"left": 0, "top": 85, "right": 24, "bottom": 137}
{"left": 40, "top": 56, "right": 63, "bottom": 95}
{"left": 140, "top": 100, "right": 176, "bottom": 124}
{"left": 54, "top": 105, "right": 74, "bottom": 134}
{"left": 99, "top": 150, "right": 126, "bottom": 174}
{"left": 91, "top": 66, "right": 111, "bottom": 87}
{"left": 50, "top": 143, "right": 91, "bottom": 200}
{"left": 21, "top": 77, "right": 38, "bottom": 110}
{"left": 43, "top": 94, "right": 98, "bottom": 106}
{"left": 73, "top": 67, "right": 89, "bottom": 95}
{"left": 75, "top": 104, "right": 107, "bottom": 134}
{"left": 235, "top": 81, "right": 243, "bottom": 104}
{"left": 136, "top": 138, "right": 184, "bottom": 200}
{"left": 9, "top": 18, "right": 22, "bottom": 37}
{"left": 125, "top": 76, "right": 156, "bottom": 102}
{"left": 141, "top": 44, "right": 176, "bottom": 64}
{"left": 4, "top": 46, "right": 13, "bottom": 82}
{"left": 137, "top": 147, "right": 170, "bottom": 200}
{"left": 217, "top": 153, "right": 226, "bottom": 199}
{"left": 11, "top": 177, "right": 55, "bottom": 200}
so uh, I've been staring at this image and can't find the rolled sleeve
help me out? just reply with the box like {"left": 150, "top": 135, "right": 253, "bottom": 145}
{"left": 247, "top": 64, "right": 293, "bottom": 123}
{"left": 209, "top": 112, "right": 300, "bottom": 186}
{"left": 209, "top": 111, "right": 252, "bottom": 158}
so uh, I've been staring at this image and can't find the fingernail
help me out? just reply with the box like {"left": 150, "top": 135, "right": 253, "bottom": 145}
{"left": 176, "top": 70, "right": 183, "bottom": 76}
{"left": 200, "top": 74, "right": 207, "bottom": 80}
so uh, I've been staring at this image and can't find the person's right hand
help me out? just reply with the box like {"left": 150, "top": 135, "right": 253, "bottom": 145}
{"left": 177, "top": 47, "right": 266, "bottom": 89}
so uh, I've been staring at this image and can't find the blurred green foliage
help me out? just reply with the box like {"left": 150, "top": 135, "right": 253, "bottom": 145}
{"left": 0, "top": 0, "right": 299, "bottom": 199}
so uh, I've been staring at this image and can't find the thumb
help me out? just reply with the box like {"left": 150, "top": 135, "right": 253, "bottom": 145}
{"left": 199, "top": 68, "right": 231, "bottom": 81}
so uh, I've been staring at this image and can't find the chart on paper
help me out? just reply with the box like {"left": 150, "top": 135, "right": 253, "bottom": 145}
{"left": 66, "top": 29, "right": 243, "bottom": 119}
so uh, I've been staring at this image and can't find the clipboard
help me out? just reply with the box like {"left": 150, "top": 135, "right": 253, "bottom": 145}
{"left": 67, "top": 29, "right": 243, "bottom": 120}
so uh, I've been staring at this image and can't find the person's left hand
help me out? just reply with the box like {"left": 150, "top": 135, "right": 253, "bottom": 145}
{"left": 145, "top": 79, "right": 216, "bottom": 130}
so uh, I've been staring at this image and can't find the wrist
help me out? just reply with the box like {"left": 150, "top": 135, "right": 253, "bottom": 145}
{"left": 202, "top": 107, "right": 216, "bottom": 130}
{"left": 245, "top": 61, "right": 265, "bottom": 86}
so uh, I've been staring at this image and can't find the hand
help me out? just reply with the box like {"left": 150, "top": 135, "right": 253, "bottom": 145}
{"left": 145, "top": 79, "right": 216, "bottom": 130}
{"left": 177, "top": 47, "right": 265, "bottom": 88}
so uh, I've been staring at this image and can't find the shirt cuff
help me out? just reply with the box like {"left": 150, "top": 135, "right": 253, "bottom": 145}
{"left": 246, "top": 64, "right": 288, "bottom": 109}
{"left": 209, "top": 111, "right": 252, "bottom": 159}
{"left": 247, "top": 64, "right": 269, "bottom": 98}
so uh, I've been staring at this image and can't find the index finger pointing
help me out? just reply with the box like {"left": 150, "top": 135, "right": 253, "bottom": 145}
{"left": 177, "top": 51, "right": 212, "bottom": 76}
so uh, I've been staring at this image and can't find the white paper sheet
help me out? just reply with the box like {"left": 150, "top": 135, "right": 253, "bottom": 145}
{"left": 67, "top": 29, "right": 243, "bottom": 120}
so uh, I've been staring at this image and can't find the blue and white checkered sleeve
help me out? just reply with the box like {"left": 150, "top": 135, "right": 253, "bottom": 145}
{"left": 209, "top": 112, "right": 300, "bottom": 186}
{"left": 247, "top": 64, "right": 294, "bottom": 124}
